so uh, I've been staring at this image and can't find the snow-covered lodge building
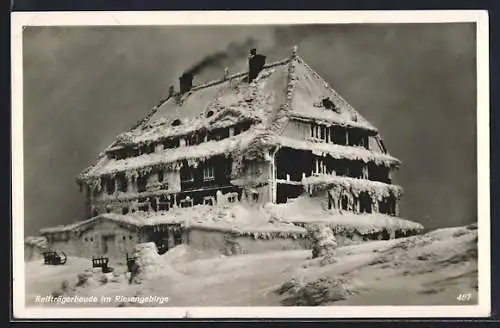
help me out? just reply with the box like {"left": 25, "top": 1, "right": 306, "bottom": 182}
{"left": 37, "top": 47, "right": 421, "bottom": 259}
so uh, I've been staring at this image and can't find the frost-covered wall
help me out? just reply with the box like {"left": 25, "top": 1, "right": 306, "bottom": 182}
{"left": 78, "top": 221, "right": 140, "bottom": 259}
{"left": 280, "top": 120, "right": 310, "bottom": 139}
{"left": 233, "top": 159, "right": 271, "bottom": 204}
{"left": 43, "top": 220, "right": 141, "bottom": 259}
{"left": 185, "top": 226, "right": 308, "bottom": 256}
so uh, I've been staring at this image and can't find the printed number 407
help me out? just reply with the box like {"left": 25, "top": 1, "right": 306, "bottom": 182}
{"left": 457, "top": 293, "right": 472, "bottom": 302}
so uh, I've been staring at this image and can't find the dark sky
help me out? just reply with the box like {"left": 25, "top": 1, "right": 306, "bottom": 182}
{"left": 22, "top": 24, "right": 477, "bottom": 236}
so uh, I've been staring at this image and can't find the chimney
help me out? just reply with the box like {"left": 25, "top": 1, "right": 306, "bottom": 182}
{"left": 168, "top": 85, "right": 175, "bottom": 97}
{"left": 224, "top": 67, "right": 230, "bottom": 80}
{"left": 179, "top": 72, "right": 193, "bottom": 94}
{"left": 248, "top": 48, "right": 266, "bottom": 82}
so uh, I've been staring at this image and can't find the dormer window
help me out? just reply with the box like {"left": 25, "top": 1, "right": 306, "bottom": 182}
{"left": 171, "top": 119, "right": 182, "bottom": 126}
{"left": 203, "top": 165, "right": 215, "bottom": 181}
{"left": 321, "top": 97, "right": 339, "bottom": 113}
{"left": 206, "top": 110, "right": 214, "bottom": 118}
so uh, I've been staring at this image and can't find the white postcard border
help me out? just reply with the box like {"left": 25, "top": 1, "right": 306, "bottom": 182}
{"left": 11, "top": 10, "right": 491, "bottom": 319}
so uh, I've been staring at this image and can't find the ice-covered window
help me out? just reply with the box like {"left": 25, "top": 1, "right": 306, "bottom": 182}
{"left": 203, "top": 165, "right": 215, "bottom": 181}
{"left": 359, "top": 192, "right": 372, "bottom": 214}
{"left": 163, "top": 137, "right": 180, "bottom": 149}
{"left": 226, "top": 192, "right": 238, "bottom": 203}
{"left": 158, "top": 201, "right": 170, "bottom": 211}
{"left": 116, "top": 173, "right": 128, "bottom": 192}
{"left": 203, "top": 196, "right": 215, "bottom": 206}
{"left": 137, "top": 174, "right": 148, "bottom": 192}
{"left": 174, "top": 230, "right": 183, "bottom": 245}
{"left": 104, "top": 177, "right": 115, "bottom": 194}
{"left": 341, "top": 195, "right": 349, "bottom": 210}
{"left": 180, "top": 168, "right": 194, "bottom": 183}
{"left": 180, "top": 197, "right": 193, "bottom": 208}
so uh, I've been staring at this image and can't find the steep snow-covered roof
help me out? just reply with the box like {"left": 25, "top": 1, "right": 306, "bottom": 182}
{"left": 113, "top": 59, "right": 290, "bottom": 148}
{"left": 289, "top": 56, "right": 377, "bottom": 132}
{"left": 79, "top": 51, "right": 395, "bottom": 181}
{"left": 83, "top": 130, "right": 257, "bottom": 178}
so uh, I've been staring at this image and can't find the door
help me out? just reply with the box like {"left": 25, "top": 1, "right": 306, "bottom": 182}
{"left": 102, "top": 234, "right": 116, "bottom": 256}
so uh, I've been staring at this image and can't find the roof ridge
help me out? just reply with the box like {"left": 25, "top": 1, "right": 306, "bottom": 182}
{"left": 188, "top": 57, "right": 292, "bottom": 94}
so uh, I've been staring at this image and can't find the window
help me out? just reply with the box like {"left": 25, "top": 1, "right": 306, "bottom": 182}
{"left": 122, "top": 236, "right": 126, "bottom": 241}
{"left": 105, "top": 177, "right": 115, "bottom": 194}
{"left": 180, "top": 197, "right": 193, "bottom": 208}
{"left": 180, "top": 168, "right": 194, "bottom": 183}
{"left": 203, "top": 196, "right": 215, "bottom": 206}
{"left": 174, "top": 231, "right": 183, "bottom": 245}
{"left": 157, "top": 170, "right": 164, "bottom": 183}
{"left": 203, "top": 165, "right": 215, "bottom": 181}
{"left": 187, "top": 134, "right": 199, "bottom": 146}
{"left": 138, "top": 203, "right": 149, "bottom": 212}
{"left": 159, "top": 201, "right": 171, "bottom": 211}
{"left": 84, "top": 237, "right": 88, "bottom": 242}
{"left": 359, "top": 192, "right": 372, "bottom": 214}
{"left": 163, "top": 137, "right": 180, "bottom": 149}
{"left": 341, "top": 195, "right": 349, "bottom": 210}
{"left": 117, "top": 173, "right": 128, "bottom": 192}
{"left": 321, "top": 97, "right": 338, "bottom": 112}
{"left": 226, "top": 192, "right": 238, "bottom": 203}
{"left": 122, "top": 207, "right": 129, "bottom": 215}
{"left": 137, "top": 174, "right": 148, "bottom": 192}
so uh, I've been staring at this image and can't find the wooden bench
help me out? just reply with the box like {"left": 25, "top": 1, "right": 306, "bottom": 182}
{"left": 92, "top": 256, "right": 113, "bottom": 273}
{"left": 43, "top": 251, "right": 67, "bottom": 265}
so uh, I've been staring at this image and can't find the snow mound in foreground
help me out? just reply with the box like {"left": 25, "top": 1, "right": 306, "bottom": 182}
{"left": 277, "top": 223, "right": 478, "bottom": 306}
{"left": 130, "top": 242, "right": 184, "bottom": 283}
{"left": 278, "top": 276, "right": 358, "bottom": 306}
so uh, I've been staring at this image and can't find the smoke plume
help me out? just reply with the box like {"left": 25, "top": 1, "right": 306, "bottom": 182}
{"left": 184, "top": 37, "right": 256, "bottom": 76}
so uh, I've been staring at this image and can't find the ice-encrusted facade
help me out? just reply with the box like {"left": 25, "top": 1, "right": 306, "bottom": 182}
{"left": 35, "top": 47, "right": 416, "bottom": 259}
{"left": 76, "top": 48, "right": 401, "bottom": 217}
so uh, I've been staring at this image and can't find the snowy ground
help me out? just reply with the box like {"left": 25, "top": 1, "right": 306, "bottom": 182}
{"left": 25, "top": 224, "right": 478, "bottom": 307}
